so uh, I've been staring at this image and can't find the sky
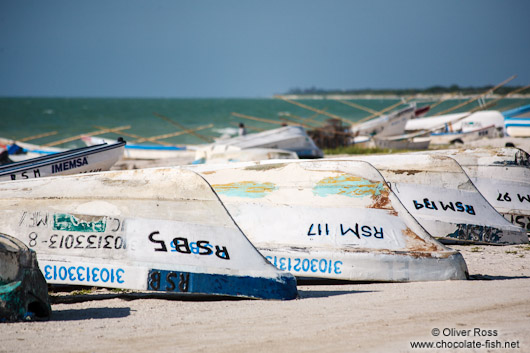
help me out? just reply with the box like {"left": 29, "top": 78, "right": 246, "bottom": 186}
{"left": 0, "top": 0, "right": 529, "bottom": 98}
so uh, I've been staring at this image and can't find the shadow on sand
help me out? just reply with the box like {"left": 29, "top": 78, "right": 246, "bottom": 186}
{"left": 51, "top": 307, "right": 131, "bottom": 321}
{"left": 468, "top": 274, "right": 530, "bottom": 281}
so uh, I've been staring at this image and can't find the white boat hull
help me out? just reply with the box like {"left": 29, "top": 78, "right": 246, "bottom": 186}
{"left": 342, "top": 154, "right": 528, "bottom": 244}
{"left": 0, "top": 169, "right": 298, "bottom": 300}
{"left": 0, "top": 141, "right": 125, "bottom": 181}
{"left": 190, "top": 160, "right": 468, "bottom": 282}
{"left": 82, "top": 136, "right": 194, "bottom": 160}
{"left": 423, "top": 148, "right": 530, "bottom": 235}
{"left": 194, "top": 126, "right": 323, "bottom": 160}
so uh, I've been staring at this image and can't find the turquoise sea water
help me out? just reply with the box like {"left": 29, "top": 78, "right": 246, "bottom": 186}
{"left": 1, "top": 97, "right": 529, "bottom": 147}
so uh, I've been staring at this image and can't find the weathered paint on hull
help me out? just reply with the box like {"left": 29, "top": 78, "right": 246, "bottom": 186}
{"left": 0, "top": 169, "right": 298, "bottom": 300}
{"left": 190, "top": 160, "right": 468, "bottom": 282}
{"left": 342, "top": 154, "right": 528, "bottom": 245}
{"left": 0, "top": 233, "right": 51, "bottom": 321}
{"left": 427, "top": 148, "right": 530, "bottom": 237}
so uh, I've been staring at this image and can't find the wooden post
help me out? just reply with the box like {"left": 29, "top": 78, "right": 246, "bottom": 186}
{"left": 353, "top": 97, "right": 413, "bottom": 125}
{"left": 134, "top": 124, "right": 214, "bottom": 143}
{"left": 335, "top": 99, "right": 380, "bottom": 115}
{"left": 274, "top": 95, "right": 355, "bottom": 125}
{"left": 232, "top": 112, "right": 287, "bottom": 126}
{"left": 18, "top": 131, "right": 58, "bottom": 142}
{"left": 153, "top": 113, "right": 213, "bottom": 142}
{"left": 435, "top": 75, "right": 517, "bottom": 116}
{"left": 43, "top": 125, "right": 131, "bottom": 147}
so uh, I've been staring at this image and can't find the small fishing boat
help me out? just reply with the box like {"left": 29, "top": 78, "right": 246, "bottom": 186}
{"left": 81, "top": 136, "right": 195, "bottom": 160}
{"left": 189, "top": 160, "right": 468, "bottom": 282}
{"left": 0, "top": 137, "right": 66, "bottom": 161}
{"left": 0, "top": 233, "right": 51, "bottom": 321}
{"left": 342, "top": 154, "right": 527, "bottom": 245}
{"left": 0, "top": 140, "right": 125, "bottom": 181}
{"left": 351, "top": 105, "right": 415, "bottom": 139}
{"left": 0, "top": 168, "right": 297, "bottom": 300}
{"left": 427, "top": 147, "right": 530, "bottom": 235}
{"left": 373, "top": 135, "right": 431, "bottom": 150}
{"left": 192, "top": 147, "right": 298, "bottom": 164}
{"left": 194, "top": 125, "right": 323, "bottom": 160}
{"left": 429, "top": 124, "right": 498, "bottom": 145}
{"left": 405, "top": 110, "right": 504, "bottom": 145}
{"left": 503, "top": 104, "right": 530, "bottom": 137}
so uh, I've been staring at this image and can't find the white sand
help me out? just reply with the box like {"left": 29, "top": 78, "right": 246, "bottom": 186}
{"left": 1, "top": 244, "right": 529, "bottom": 353}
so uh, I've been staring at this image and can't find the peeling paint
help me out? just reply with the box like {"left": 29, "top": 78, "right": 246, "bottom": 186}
{"left": 53, "top": 213, "right": 106, "bottom": 233}
{"left": 313, "top": 174, "right": 386, "bottom": 198}
{"left": 391, "top": 169, "right": 423, "bottom": 175}
{"left": 212, "top": 181, "right": 278, "bottom": 198}
{"left": 402, "top": 228, "right": 439, "bottom": 252}
{"left": 244, "top": 163, "right": 285, "bottom": 171}
{"left": 445, "top": 224, "right": 502, "bottom": 243}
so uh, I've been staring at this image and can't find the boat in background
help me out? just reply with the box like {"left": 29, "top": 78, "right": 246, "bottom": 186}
{"left": 341, "top": 154, "right": 527, "bottom": 245}
{"left": 503, "top": 104, "right": 530, "bottom": 137}
{"left": 349, "top": 105, "right": 432, "bottom": 150}
{"left": 373, "top": 135, "right": 431, "bottom": 150}
{"left": 81, "top": 136, "right": 196, "bottom": 160}
{"left": 405, "top": 110, "right": 505, "bottom": 145}
{"left": 0, "top": 140, "right": 125, "bottom": 181}
{"left": 424, "top": 147, "right": 530, "bottom": 234}
{"left": 0, "top": 137, "right": 66, "bottom": 161}
{"left": 0, "top": 168, "right": 298, "bottom": 300}
{"left": 193, "top": 147, "right": 298, "bottom": 164}
{"left": 351, "top": 105, "right": 415, "bottom": 140}
{"left": 429, "top": 124, "right": 498, "bottom": 145}
{"left": 194, "top": 125, "right": 323, "bottom": 161}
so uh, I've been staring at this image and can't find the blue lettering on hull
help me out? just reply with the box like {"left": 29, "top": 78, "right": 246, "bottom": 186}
{"left": 147, "top": 269, "right": 297, "bottom": 300}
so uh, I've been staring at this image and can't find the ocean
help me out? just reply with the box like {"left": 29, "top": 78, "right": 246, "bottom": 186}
{"left": 1, "top": 97, "right": 528, "bottom": 147}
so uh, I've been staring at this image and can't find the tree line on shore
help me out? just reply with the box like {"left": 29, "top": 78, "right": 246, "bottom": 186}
{"left": 284, "top": 85, "right": 526, "bottom": 96}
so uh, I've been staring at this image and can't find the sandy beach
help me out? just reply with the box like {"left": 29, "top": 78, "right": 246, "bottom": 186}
{"left": 2, "top": 138, "right": 529, "bottom": 353}
{"left": 1, "top": 244, "right": 529, "bottom": 352}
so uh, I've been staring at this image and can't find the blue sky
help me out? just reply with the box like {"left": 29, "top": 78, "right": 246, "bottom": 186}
{"left": 1, "top": 0, "right": 529, "bottom": 98}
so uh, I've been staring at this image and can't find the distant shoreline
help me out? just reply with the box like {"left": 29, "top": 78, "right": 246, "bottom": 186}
{"left": 278, "top": 93, "right": 530, "bottom": 100}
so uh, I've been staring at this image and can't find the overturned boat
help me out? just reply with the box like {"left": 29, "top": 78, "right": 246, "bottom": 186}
{"left": 503, "top": 104, "right": 530, "bottom": 138}
{"left": 341, "top": 154, "right": 527, "bottom": 245}
{"left": 81, "top": 135, "right": 195, "bottom": 161}
{"left": 352, "top": 105, "right": 415, "bottom": 139}
{"left": 0, "top": 169, "right": 297, "bottom": 300}
{"left": 188, "top": 160, "right": 468, "bottom": 282}
{"left": 427, "top": 147, "right": 530, "bottom": 235}
{"left": 0, "top": 139, "right": 125, "bottom": 181}
{"left": 1, "top": 233, "right": 51, "bottom": 321}
{"left": 194, "top": 125, "right": 323, "bottom": 161}
{"left": 193, "top": 147, "right": 298, "bottom": 165}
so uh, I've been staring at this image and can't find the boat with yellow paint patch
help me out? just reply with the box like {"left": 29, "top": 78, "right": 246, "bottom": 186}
{"left": 188, "top": 160, "right": 468, "bottom": 282}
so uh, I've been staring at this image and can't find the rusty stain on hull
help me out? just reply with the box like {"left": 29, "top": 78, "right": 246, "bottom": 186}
{"left": 402, "top": 227, "right": 439, "bottom": 252}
